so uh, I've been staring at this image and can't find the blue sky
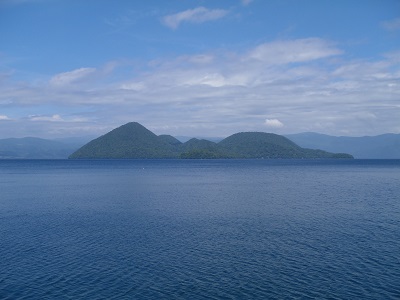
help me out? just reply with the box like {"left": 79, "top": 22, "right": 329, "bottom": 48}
{"left": 0, "top": 0, "right": 399, "bottom": 138}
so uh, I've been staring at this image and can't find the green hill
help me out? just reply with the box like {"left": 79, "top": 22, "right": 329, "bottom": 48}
{"left": 69, "top": 122, "right": 353, "bottom": 159}
{"left": 158, "top": 134, "right": 182, "bottom": 146}
{"left": 217, "top": 132, "right": 351, "bottom": 158}
{"left": 179, "top": 138, "right": 224, "bottom": 159}
{"left": 218, "top": 132, "right": 302, "bottom": 158}
{"left": 69, "top": 122, "right": 177, "bottom": 158}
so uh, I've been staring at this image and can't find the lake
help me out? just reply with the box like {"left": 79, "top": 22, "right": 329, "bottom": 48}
{"left": 1, "top": 159, "right": 399, "bottom": 299}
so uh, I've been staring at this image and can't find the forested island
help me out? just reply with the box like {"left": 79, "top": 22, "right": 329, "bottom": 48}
{"left": 69, "top": 122, "right": 353, "bottom": 159}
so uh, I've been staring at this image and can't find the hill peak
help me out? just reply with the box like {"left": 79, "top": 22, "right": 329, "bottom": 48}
{"left": 69, "top": 122, "right": 353, "bottom": 159}
{"left": 69, "top": 122, "right": 175, "bottom": 158}
{"left": 111, "top": 122, "right": 154, "bottom": 135}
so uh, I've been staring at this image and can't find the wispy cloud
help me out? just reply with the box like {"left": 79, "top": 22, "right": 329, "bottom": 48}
{"left": 0, "top": 115, "right": 11, "bottom": 121}
{"left": 49, "top": 67, "right": 96, "bottom": 86}
{"left": 162, "top": 7, "right": 229, "bottom": 29}
{"left": 382, "top": 18, "right": 400, "bottom": 31}
{"left": 1, "top": 38, "right": 399, "bottom": 138}
{"left": 29, "top": 114, "right": 63, "bottom": 122}
{"left": 28, "top": 114, "right": 91, "bottom": 123}
{"left": 248, "top": 38, "right": 342, "bottom": 64}
{"left": 241, "top": 0, "right": 253, "bottom": 6}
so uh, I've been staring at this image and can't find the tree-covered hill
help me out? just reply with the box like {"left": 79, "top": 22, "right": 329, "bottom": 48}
{"left": 218, "top": 132, "right": 303, "bottom": 158}
{"left": 217, "top": 132, "right": 352, "bottom": 158}
{"left": 69, "top": 122, "right": 353, "bottom": 159}
{"left": 179, "top": 138, "right": 225, "bottom": 159}
{"left": 69, "top": 122, "right": 178, "bottom": 158}
{"left": 158, "top": 134, "right": 182, "bottom": 146}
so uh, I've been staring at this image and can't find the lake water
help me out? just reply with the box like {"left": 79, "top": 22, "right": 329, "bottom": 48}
{"left": 0, "top": 159, "right": 399, "bottom": 299}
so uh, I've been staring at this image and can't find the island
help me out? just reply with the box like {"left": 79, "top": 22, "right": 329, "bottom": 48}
{"left": 69, "top": 122, "right": 353, "bottom": 159}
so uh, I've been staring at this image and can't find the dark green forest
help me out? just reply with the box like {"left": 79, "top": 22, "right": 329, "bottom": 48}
{"left": 69, "top": 122, "right": 353, "bottom": 159}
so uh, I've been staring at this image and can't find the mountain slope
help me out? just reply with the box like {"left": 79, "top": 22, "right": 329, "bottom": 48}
{"left": 218, "top": 132, "right": 351, "bottom": 158}
{"left": 181, "top": 138, "right": 218, "bottom": 152}
{"left": 158, "top": 134, "right": 182, "bottom": 146}
{"left": 179, "top": 138, "right": 223, "bottom": 159}
{"left": 0, "top": 137, "right": 79, "bottom": 159}
{"left": 69, "top": 122, "right": 178, "bottom": 158}
{"left": 70, "top": 122, "right": 353, "bottom": 159}
{"left": 286, "top": 132, "right": 400, "bottom": 159}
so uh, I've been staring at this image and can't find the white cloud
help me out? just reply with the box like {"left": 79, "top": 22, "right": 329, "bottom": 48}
{"left": 181, "top": 54, "right": 214, "bottom": 64}
{"left": 332, "top": 60, "right": 395, "bottom": 80}
{"left": 382, "top": 18, "right": 400, "bottom": 31}
{"left": 50, "top": 67, "right": 96, "bottom": 86}
{"left": 162, "top": 7, "right": 229, "bottom": 29}
{"left": 265, "top": 119, "right": 284, "bottom": 128}
{"left": 248, "top": 38, "right": 342, "bottom": 64}
{"left": 2, "top": 38, "right": 400, "bottom": 138}
{"left": 187, "top": 73, "right": 228, "bottom": 87}
{"left": 241, "top": 0, "right": 253, "bottom": 6}
{"left": 0, "top": 115, "right": 11, "bottom": 120}
{"left": 384, "top": 50, "right": 400, "bottom": 63}
{"left": 120, "top": 81, "right": 146, "bottom": 91}
{"left": 29, "top": 114, "right": 63, "bottom": 122}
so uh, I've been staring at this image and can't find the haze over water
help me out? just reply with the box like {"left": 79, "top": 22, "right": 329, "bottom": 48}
{"left": 1, "top": 159, "right": 399, "bottom": 299}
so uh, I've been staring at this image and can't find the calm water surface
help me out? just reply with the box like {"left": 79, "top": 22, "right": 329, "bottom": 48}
{"left": 1, "top": 159, "right": 399, "bottom": 299}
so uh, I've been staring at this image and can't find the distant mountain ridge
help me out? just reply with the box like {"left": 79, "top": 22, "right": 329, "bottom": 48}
{"left": 286, "top": 132, "right": 400, "bottom": 159}
{"left": 0, "top": 136, "right": 93, "bottom": 159}
{"left": 2, "top": 128, "right": 398, "bottom": 159}
{"left": 69, "top": 122, "right": 353, "bottom": 159}
{"left": 0, "top": 137, "right": 76, "bottom": 159}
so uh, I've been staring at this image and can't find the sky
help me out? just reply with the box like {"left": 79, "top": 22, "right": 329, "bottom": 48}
{"left": 0, "top": 0, "right": 399, "bottom": 139}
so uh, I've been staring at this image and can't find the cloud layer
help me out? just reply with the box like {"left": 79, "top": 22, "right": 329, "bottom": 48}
{"left": 1, "top": 37, "right": 399, "bottom": 138}
{"left": 162, "top": 7, "right": 229, "bottom": 29}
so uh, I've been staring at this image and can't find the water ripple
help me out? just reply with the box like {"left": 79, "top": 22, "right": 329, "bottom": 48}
{"left": 1, "top": 160, "right": 400, "bottom": 299}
